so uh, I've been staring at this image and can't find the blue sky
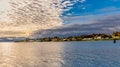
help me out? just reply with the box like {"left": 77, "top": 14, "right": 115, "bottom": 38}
{"left": 62, "top": 0, "right": 120, "bottom": 24}
{"left": 63, "top": 0, "right": 120, "bottom": 16}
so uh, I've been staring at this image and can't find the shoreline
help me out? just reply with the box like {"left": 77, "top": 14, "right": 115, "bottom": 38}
{"left": 0, "top": 39, "right": 118, "bottom": 42}
{"left": 16, "top": 39, "right": 119, "bottom": 42}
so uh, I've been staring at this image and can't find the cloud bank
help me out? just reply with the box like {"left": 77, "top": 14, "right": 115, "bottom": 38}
{"left": 33, "top": 14, "right": 120, "bottom": 38}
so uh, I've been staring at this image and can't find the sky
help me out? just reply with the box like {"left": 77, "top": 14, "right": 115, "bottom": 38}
{"left": 33, "top": 0, "right": 120, "bottom": 37}
{"left": 0, "top": 0, "right": 62, "bottom": 37}
{"left": 0, "top": 0, "right": 120, "bottom": 37}
{"left": 62, "top": 0, "right": 120, "bottom": 24}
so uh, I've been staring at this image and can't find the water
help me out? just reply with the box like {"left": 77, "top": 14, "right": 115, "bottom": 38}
{"left": 0, "top": 41, "right": 120, "bottom": 67}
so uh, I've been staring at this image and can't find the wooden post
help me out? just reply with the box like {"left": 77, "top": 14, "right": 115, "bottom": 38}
{"left": 113, "top": 39, "right": 116, "bottom": 43}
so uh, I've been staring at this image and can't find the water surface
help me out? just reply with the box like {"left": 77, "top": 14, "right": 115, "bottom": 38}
{"left": 0, "top": 41, "right": 120, "bottom": 67}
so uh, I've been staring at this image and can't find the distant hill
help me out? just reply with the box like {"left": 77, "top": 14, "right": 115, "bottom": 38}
{"left": 0, "top": 37, "right": 26, "bottom": 42}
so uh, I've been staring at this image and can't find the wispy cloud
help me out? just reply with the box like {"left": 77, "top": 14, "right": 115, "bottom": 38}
{"left": 61, "top": 0, "right": 86, "bottom": 11}
{"left": 79, "top": 0, "right": 86, "bottom": 3}
{"left": 97, "top": 7, "right": 120, "bottom": 13}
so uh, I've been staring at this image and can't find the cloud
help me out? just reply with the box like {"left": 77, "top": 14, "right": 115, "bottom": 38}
{"left": 0, "top": 31, "right": 26, "bottom": 37}
{"left": 63, "top": 15, "right": 100, "bottom": 24}
{"left": 32, "top": 13, "right": 120, "bottom": 38}
{"left": 79, "top": 0, "right": 86, "bottom": 3}
{"left": 98, "top": 7, "right": 120, "bottom": 13}
{"left": 0, "top": 0, "right": 87, "bottom": 37}
{"left": 61, "top": 0, "right": 86, "bottom": 12}
{"left": 0, "top": 0, "right": 65, "bottom": 37}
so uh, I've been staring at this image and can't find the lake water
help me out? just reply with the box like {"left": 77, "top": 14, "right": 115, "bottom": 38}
{"left": 0, "top": 41, "right": 120, "bottom": 67}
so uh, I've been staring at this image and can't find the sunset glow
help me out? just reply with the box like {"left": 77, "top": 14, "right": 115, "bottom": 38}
{"left": 0, "top": 0, "right": 63, "bottom": 37}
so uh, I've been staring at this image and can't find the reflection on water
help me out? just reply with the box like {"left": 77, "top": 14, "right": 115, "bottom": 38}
{"left": 0, "top": 43, "right": 14, "bottom": 67}
{"left": 0, "top": 41, "right": 120, "bottom": 67}
{"left": 0, "top": 42, "right": 65, "bottom": 67}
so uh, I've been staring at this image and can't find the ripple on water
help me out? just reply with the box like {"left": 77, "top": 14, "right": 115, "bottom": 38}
{"left": 0, "top": 42, "right": 120, "bottom": 67}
